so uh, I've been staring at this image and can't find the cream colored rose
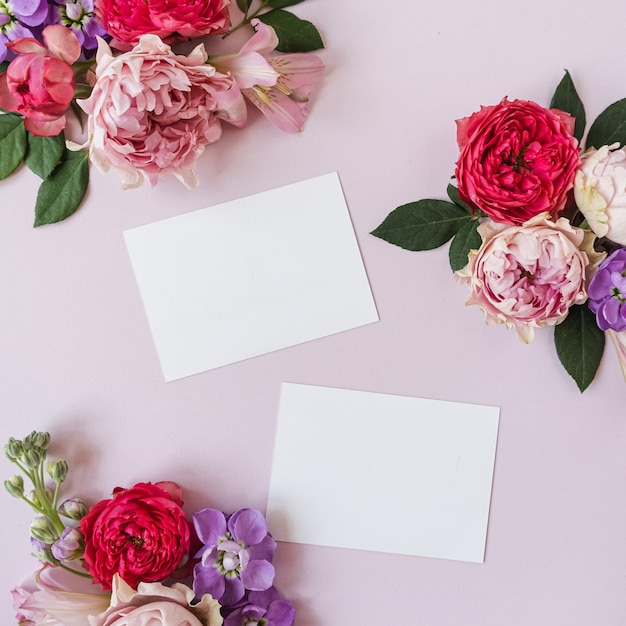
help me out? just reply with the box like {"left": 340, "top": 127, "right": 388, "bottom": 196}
{"left": 574, "top": 143, "right": 626, "bottom": 245}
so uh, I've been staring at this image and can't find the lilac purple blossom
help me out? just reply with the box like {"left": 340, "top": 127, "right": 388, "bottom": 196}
{"left": 193, "top": 507, "right": 276, "bottom": 608}
{"left": 0, "top": 0, "right": 48, "bottom": 61}
{"left": 224, "top": 587, "right": 295, "bottom": 626}
{"left": 46, "top": 0, "right": 106, "bottom": 53}
{"left": 588, "top": 247, "right": 626, "bottom": 331}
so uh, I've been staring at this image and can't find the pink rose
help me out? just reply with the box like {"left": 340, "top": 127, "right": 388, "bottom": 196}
{"left": 455, "top": 213, "right": 602, "bottom": 343}
{"left": 90, "top": 575, "right": 222, "bottom": 626}
{"left": 455, "top": 98, "right": 580, "bottom": 225}
{"left": 0, "top": 25, "right": 80, "bottom": 136}
{"left": 573, "top": 143, "right": 626, "bottom": 245}
{"left": 78, "top": 35, "right": 246, "bottom": 189}
{"left": 95, "top": 0, "right": 231, "bottom": 47}
{"left": 79, "top": 482, "right": 191, "bottom": 591}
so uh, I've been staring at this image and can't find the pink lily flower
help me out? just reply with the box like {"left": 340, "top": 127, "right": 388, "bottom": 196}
{"left": 211, "top": 19, "right": 324, "bottom": 133}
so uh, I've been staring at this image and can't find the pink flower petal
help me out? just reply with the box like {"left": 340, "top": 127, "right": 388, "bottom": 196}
{"left": 43, "top": 24, "right": 81, "bottom": 64}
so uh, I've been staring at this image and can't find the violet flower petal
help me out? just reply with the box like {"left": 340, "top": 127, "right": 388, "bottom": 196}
{"left": 193, "top": 561, "right": 225, "bottom": 600}
{"left": 229, "top": 509, "right": 268, "bottom": 546}
{"left": 240, "top": 559, "right": 275, "bottom": 591}
{"left": 221, "top": 575, "right": 245, "bottom": 607}
{"left": 265, "top": 599, "right": 296, "bottom": 626}
{"left": 193, "top": 508, "right": 227, "bottom": 546}
{"left": 247, "top": 534, "right": 276, "bottom": 561}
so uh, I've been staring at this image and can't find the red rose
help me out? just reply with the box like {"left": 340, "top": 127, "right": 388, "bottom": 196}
{"left": 96, "top": 0, "right": 231, "bottom": 46}
{"left": 455, "top": 98, "right": 580, "bottom": 225}
{"left": 79, "top": 482, "right": 190, "bottom": 591}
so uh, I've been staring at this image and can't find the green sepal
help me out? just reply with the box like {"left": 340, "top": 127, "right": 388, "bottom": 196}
{"left": 448, "top": 219, "right": 481, "bottom": 272}
{"left": 258, "top": 9, "right": 324, "bottom": 52}
{"left": 371, "top": 200, "right": 472, "bottom": 251}
{"left": 26, "top": 132, "right": 65, "bottom": 179}
{"left": 268, "top": 0, "right": 307, "bottom": 7}
{"left": 554, "top": 304, "right": 605, "bottom": 393}
{"left": 446, "top": 183, "right": 472, "bottom": 214}
{"left": 550, "top": 70, "right": 586, "bottom": 144}
{"left": 236, "top": 0, "right": 253, "bottom": 12}
{"left": 0, "top": 113, "right": 27, "bottom": 179}
{"left": 586, "top": 98, "right": 626, "bottom": 150}
{"left": 34, "top": 148, "right": 89, "bottom": 227}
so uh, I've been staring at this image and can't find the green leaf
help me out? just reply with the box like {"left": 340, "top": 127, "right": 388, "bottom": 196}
{"left": 446, "top": 183, "right": 472, "bottom": 214}
{"left": 448, "top": 219, "right": 481, "bottom": 272}
{"left": 554, "top": 304, "right": 605, "bottom": 392}
{"left": 550, "top": 70, "right": 586, "bottom": 144}
{"left": 258, "top": 9, "right": 324, "bottom": 52}
{"left": 371, "top": 200, "right": 471, "bottom": 251}
{"left": 0, "top": 113, "right": 27, "bottom": 179}
{"left": 0, "top": 61, "right": 8, "bottom": 74}
{"left": 34, "top": 148, "right": 89, "bottom": 226}
{"left": 586, "top": 98, "right": 626, "bottom": 150}
{"left": 268, "top": 0, "right": 307, "bottom": 7}
{"left": 236, "top": 0, "right": 253, "bottom": 12}
{"left": 26, "top": 132, "right": 65, "bottom": 179}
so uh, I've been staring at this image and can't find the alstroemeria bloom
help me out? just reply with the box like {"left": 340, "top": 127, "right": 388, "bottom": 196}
{"left": 455, "top": 213, "right": 603, "bottom": 343}
{"left": 211, "top": 20, "right": 324, "bottom": 133}
{"left": 0, "top": 0, "right": 48, "bottom": 62}
{"left": 574, "top": 143, "right": 626, "bottom": 245}
{"left": 12, "top": 565, "right": 110, "bottom": 626}
{"left": 193, "top": 508, "right": 276, "bottom": 608}
{"left": 0, "top": 24, "right": 80, "bottom": 135}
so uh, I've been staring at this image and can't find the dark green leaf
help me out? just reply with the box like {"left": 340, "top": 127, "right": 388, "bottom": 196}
{"left": 448, "top": 219, "right": 481, "bottom": 271}
{"left": 554, "top": 304, "right": 605, "bottom": 392}
{"left": 371, "top": 200, "right": 471, "bottom": 251}
{"left": 258, "top": 10, "right": 324, "bottom": 52}
{"left": 550, "top": 70, "right": 586, "bottom": 144}
{"left": 586, "top": 98, "right": 626, "bottom": 150}
{"left": 34, "top": 148, "right": 89, "bottom": 226}
{"left": 0, "top": 113, "right": 26, "bottom": 179}
{"left": 446, "top": 183, "right": 472, "bottom": 214}
{"left": 268, "top": 0, "right": 307, "bottom": 7}
{"left": 236, "top": 0, "right": 253, "bottom": 12}
{"left": 0, "top": 61, "right": 8, "bottom": 74}
{"left": 26, "top": 132, "right": 65, "bottom": 179}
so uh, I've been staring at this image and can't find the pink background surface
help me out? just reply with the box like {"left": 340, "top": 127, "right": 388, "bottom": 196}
{"left": 2, "top": 0, "right": 626, "bottom": 624}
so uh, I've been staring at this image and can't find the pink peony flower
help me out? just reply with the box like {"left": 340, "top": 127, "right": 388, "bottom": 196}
{"left": 77, "top": 35, "right": 246, "bottom": 189}
{"left": 455, "top": 98, "right": 580, "bottom": 225}
{"left": 90, "top": 575, "right": 222, "bottom": 626}
{"left": 574, "top": 143, "right": 626, "bottom": 245}
{"left": 455, "top": 213, "right": 603, "bottom": 343}
{"left": 95, "top": 0, "right": 231, "bottom": 47}
{"left": 12, "top": 565, "right": 110, "bottom": 626}
{"left": 78, "top": 481, "right": 191, "bottom": 591}
{"left": 211, "top": 20, "right": 324, "bottom": 133}
{"left": 0, "top": 24, "right": 81, "bottom": 136}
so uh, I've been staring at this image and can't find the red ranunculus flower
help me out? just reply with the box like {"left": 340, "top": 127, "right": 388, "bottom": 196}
{"left": 96, "top": 0, "right": 231, "bottom": 47}
{"left": 79, "top": 482, "right": 190, "bottom": 591}
{"left": 455, "top": 98, "right": 580, "bottom": 225}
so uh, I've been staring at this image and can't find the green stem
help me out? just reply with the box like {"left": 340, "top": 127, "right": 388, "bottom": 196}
{"left": 224, "top": 0, "right": 271, "bottom": 38}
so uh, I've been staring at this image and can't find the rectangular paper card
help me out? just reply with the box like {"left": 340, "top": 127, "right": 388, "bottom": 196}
{"left": 267, "top": 383, "right": 500, "bottom": 563}
{"left": 124, "top": 173, "right": 378, "bottom": 381}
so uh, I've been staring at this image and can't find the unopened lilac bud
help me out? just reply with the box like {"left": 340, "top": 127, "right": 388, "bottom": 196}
{"left": 47, "top": 460, "right": 68, "bottom": 483}
{"left": 4, "top": 438, "right": 23, "bottom": 460}
{"left": 4, "top": 475, "right": 24, "bottom": 498}
{"left": 29, "top": 431, "right": 50, "bottom": 450}
{"left": 51, "top": 527, "right": 85, "bottom": 561}
{"left": 21, "top": 448, "right": 41, "bottom": 469}
{"left": 57, "top": 497, "right": 88, "bottom": 520}
{"left": 30, "top": 537, "right": 56, "bottom": 564}
{"left": 29, "top": 516, "right": 59, "bottom": 544}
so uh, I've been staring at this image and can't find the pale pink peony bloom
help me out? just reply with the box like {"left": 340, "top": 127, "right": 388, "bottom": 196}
{"left": 77, "top": 35, "right": 247, "bottom": 189}
{"left": 211, "top": 20, "right": 324, "bottom": 133}
{"left": 455, "top": 213, "right": 603, "bottom": 343}
{"left": 574, "top": 143, "right": 626, "bottom": 245}
{"left": 0, "top": 25, "right": 81, "bottom": 136}
{"left": 89, "top": 574, "right": 222, "bottom": 626}
{"left": 12, "top": 565, "right": 110, "bottom": 626}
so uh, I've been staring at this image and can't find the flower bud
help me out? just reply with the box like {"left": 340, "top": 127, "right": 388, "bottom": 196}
{"left": 58, "top": 497, "right": 88, "bottom": 520}
{"left": 21, "top": 448, "right": 41, "bottom": 469}
{"left": 30, "top": 537, "right": 57, "bottom": 564}
{"left": 4, "top": 475, "right": 24, "bottom": 498}
{"left": 29, "top": 516, "right": 59, "bottom": 544}
{"left": 29, "top": 431, "right": 51, "bottom": 450}
{"left": 51, "top": 527, "right": 85, "bottom": 561}
{"left": 4, "top": 438, "right": 23, "bottom": 461}
{"left": 46, "top": 460, "right": 68, "bottom": 483}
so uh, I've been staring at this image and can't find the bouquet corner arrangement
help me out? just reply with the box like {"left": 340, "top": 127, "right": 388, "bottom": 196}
{"left": 6, "top": 429, "right": 294, "bottom": 626}
{"left": 372, "top": 69, "right": 626, "bottom": 393}
{"left": 0, "top": 0, "right": 325, "bottom": 227}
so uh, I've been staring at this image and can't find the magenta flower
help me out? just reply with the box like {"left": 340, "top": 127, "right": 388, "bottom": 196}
{"left": 224, "top": 587, "right": 295, "bottom": 626}
{"left": 193, "top": 508, "right": 276, "bottom": 608}
{"left": 588, "top": 247, "right": 626, "bottom": 331}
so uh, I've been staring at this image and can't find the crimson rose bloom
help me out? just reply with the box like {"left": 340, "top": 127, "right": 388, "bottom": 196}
{"left": 79, "top": 482, "right": 190, "bottom": 591}
{"left": 96, "top": 0, "right": 231, "bottom": 47}
{"left": 455, "top": 98, "right": 580, "bottom": 225}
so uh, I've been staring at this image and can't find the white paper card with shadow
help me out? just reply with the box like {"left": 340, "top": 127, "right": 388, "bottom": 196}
{"left": 123, "top": 173, "right": 378, "bottom": 381}
{"left": 267, "top": 383, "right": 500, "bottom": 563}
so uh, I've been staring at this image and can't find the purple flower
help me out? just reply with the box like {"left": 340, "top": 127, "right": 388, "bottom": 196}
{"left": 47, "top": 0, "right": 107, "bottom": 53}
{"left": 224, "top": 588, "right": 295, "bottom": 626}
{"left": 51, "top": 527, "right": 85, "bottom": 561}
{"left": 588, "top": 247, "right": 626, "bottom": 331}
{"left": 0, "top": 0, "right": 48, "bottom": 61}
{"left": 193, "top": 508, "right": 276, "bottom": 608}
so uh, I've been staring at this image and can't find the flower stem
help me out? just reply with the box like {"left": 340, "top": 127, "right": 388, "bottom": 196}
{"left": 224, "top": 0, "right": 271, "bottom": 38}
